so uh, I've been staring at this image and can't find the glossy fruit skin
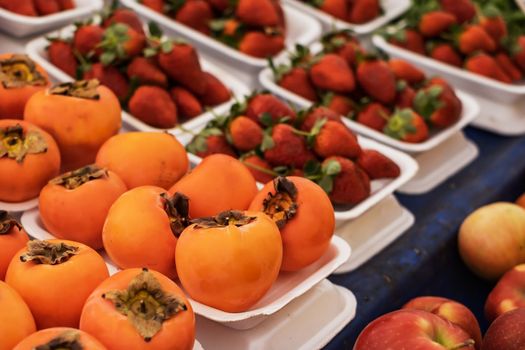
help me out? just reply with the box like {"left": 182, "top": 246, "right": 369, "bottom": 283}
{"left": 176, "top": 211, "right": 282, "bottom": 312}
{"left": 103, "top": 186, "right": 178, "bottom": 278}
{"left": 484, "top": 264, "right": 525, "bottom": 322}
{"left": 96, "top": 132, "right": 189, "bottom": 190}
{"left": 482, "top": 308, "right": 525, "bottom": 350}
{"left": 39, "top": 170, "right": 127, "bottom": 250}
{"left": 0, "top": 223, "right": 29, "bottom": 280}
{"left": 170, "top": 154, "right": 258, "bottom": 218}
{"left": 80, "top": 268, "right": 195, "bottom": 350}
{"left": 249, "top": 176, "right": 335, "bottom": 271}
{"left": 5, "top": 239, "right": 109, "bottom": 329}
{"left": 0, "top": 281, "right": 36, "bottom": 350}
{"left": 13, "top": 327, "right": 107, "bottom": 350}
{"left": 0, "top": 120, "right": 61, "bottom": 202}
{"left": 24, "top": 84, "right": 121, "bottom": 171}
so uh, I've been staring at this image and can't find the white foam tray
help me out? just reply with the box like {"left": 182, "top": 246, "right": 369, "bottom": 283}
{"left": 283, "top": 0, "right": 410, "bottom": 35}
{"left": 0, "top": 0, "right": 103, "bottom": 38}
{"left": 373, "top": 35, "right": 525, "bottom": 135}
{"left": 0, "top": 198, "right": 39, "bottom": 213}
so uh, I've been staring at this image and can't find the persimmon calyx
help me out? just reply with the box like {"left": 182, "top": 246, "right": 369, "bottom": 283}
{"left": 0, "top": 54, "right": 47, "bottom": 89}
{"left": 0, "top": 124, "right": 48, "bottom": 163}
{"left": 49, "top": 79, "right": 101, "bottom": 100}
{"left": 102, "top": 269, "right": 187, "bottom": 342}
{"left": 262, "top": 176, "right": 298, "bottom": 229}
{"left": 34, "top": 331, "right": 83, "bottom": 350}
{"left": 20, "top": 240, "right": 79, "bottom": 265}
{"left": 192, "top": 210, "right": 256, "bottom": 228}
{"left": 0, "top": 210, "right": 22, "bottom": 235}
{"left": 50, "top": 165, "right": 108, "bottom": 190}
{"left": 162, "top": 192, "right": 190, "bottom": 238}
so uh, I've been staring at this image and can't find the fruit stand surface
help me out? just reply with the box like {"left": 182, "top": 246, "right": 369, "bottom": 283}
{"left": 326, "top": 126, "right": 525, "bottom": 349}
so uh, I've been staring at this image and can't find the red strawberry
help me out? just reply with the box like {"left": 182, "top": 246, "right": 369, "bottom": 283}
{"left": 418, "top": 11, "right": 457, "bottom": 37}
{"left": 199, "top": 72, "right": 231, "bottom": 106}
{"left": 357, "top": 149, "right": 400, "bottom": 179}
{"left": 48, "top": 40, "right": 78, "bottom": 78}
{"left": 100, "top": 24, "right": 146, "bottom": 59}
{"left": 242, "top": 155, "right": 275, "bottom": 183}
{"left": 301, "top": 106, "right": 343, "bottom": 131}
{"left": 496, "top": 53, "right": 522, "bottom": 82}
{"left": 396, "top": 85, "right": 416, "bottom": 109}
{"left": 318, "top": 0, "right": 347, "bottom": 20}
{"left": 310, "top": 54, "right": 355, "bottom": 93}
{"left": 384, "top": 109, "right": 429, "bottom": 143}
{"left": 205, "top": 0, "right": 229, "bottom": 12}
{"left": 236, "top": 0, "right": 279, "bottom": 27}
{"left": 324, "top": 93, "right": 354, "bottom": 117}
{"left": 103, "top": 8, "right": 145, "bottom": 35}
{"left": 357, "top": 60, "right": 397, "bottom": 104}
{"left": 175, "top": 0, "right": 213, "bottom": 35}
{"left": 158, "top": 43, "right": 207, "bottom": 95}
{"left": 126, "top": 57, "right": 168, "bottom": 87}
{"left": 440, "top": 0, "right": 476, "bottom": 24}
{"left": 313, "top": 120, "right": 361, "bottom": 158}
{"left": 34, "top": 0, "right": 60, "bottom": 15}
{"left": 356, "top": 103, "right": 389, "bottom": 131}
{"left": 264, "top": 124, "right": 315, "bottom": 168}
{"left": 348, "top": 0, "right": 380, "bottom": 24}
{"left": 458, "top": 26, "right": 496, "bottom": 55}
{"left": 239, "top": 32, "right": 285, "bottom": 58}
{"left": 323, "top": 156, "right": 370, "bottom": 205}
{"left": 512, "top": 36, "right": 525, "bottom": 73}
{"left": 170, "top": 87, "right": 203, "bottom": 119}
{"left": 83, "top": 63, "right": 129, "bottom": 100}
{"left": 129, "top": 86, "right": 178, "bottom": 128}
{"left": 480, "top": 16, "right": 507, "bottom": 44}
{"left": 388, "top": 59, "right": 425, "bottom": 84}
{"left": 246, "top": 94, "right": 296, "bottom": 124}
{"left": 190, "top": 134, "right": 237, "bottom": 158}
{"left": 389, "top": 29, "right": 425, "bottom": 55}
{"left": 58, "top": 0, "right": 74, "bottom": 10}
{"left": 465, "top": 53, "right": 511, "bottom": 83}
{"left": 426, "top": 77, "right": 455, "bottom": 94}
{"left": 429, "top": 43, "right": 462, "bottom": 67}
{"left": 229, "top": 116, "right": 263, "bottom": 151}
{"left": 336, "top": 41, "right": 365, "bottom": 68}
{"left": 414, "top": 84, "right": 462, "bottom": 128}
{"left": 278, "top": 67, "right": 318, "bottom": 102}
{"left": 321, "top": 31, "right": 365, "bottom": 68}
{"left": 141, "top": 0, "right": 164, "bottom": 12}
{"left": 73, "top": 25, "right": 104, "bottom": 56}
{"left": 0, "top": 0, "right": 37, "bottom": 16}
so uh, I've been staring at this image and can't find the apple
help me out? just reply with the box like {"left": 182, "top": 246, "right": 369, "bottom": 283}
{"left": 354, "top": 309, "right": 476, "bottom": 350}
{"left": 482, "top": 308, "right": 525, "bottom": 350}
{"left": 403, "top": 296, "right": 482, "bottom": 349}
{"left": 485, "top": 264, "right": 525, "bottom": 322}
{"left": 516, "top": 193, "right": 525, "bottom": 209}
{"left": 458, "top": 202, "right": 525, "bottom": 280}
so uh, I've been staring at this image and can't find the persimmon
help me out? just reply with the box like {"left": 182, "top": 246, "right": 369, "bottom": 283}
{"left": 6, "top": 239, "right": 109, "bottom": 329}
{"left": 103, "top": 186, "right": 189, "bottom": 279}
{"left": 0, "top": 120, "right": 61, "bottom": 202}
{"left": 0, "top": 54, "right": 50, "bottom": 119}
{"left": 0, "top": 211, "right": 29, "bottom": 280}
{"left": 24, "top": 79, "right": 121, "bottom": 171}
{"left": 39, "top": 165, "right": 127, "bottom": 250}
{"left": 96, "top": 132, "right": 188, "bottom": 189}
{"left": 13, "top": 327, "right": 107, "bottom": 350}
{"left": 80, "top": 268, "right": 195, "bottom": 350}
{"left": 249, "top": 176, "right": 335, "bottom": 271}
{"left": 0, "top": 281, "right": 36, "bottom": 350}
{"left": 176, "top": 210, "right": 282, "bottom": 312}
{"left": 170, "top": 154, "right": 258, "bottom": 218}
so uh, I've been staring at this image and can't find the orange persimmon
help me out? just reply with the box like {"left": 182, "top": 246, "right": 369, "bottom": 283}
{"left": 0, "top": 281, "right": 36, "bottom": 350}
{"left": 0, "top": 211, "right": 29, "bottom": 280}
{"left": 13, "top": 327, "right": 107, "bottom": 350}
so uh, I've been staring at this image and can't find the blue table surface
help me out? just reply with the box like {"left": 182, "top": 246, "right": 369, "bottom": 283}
{"left": 325, "top": 126, "right": 525, "bottom": 349}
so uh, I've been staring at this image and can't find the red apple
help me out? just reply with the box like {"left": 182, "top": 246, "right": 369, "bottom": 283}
{"left": 517, "top": 193, "right": 525, "bottom": 209}
{"left": 403, "top": 296, "right": 482, "bottom": 349}
{"left": 458, "top": 203, "right": 525, "bottom": 280}
{"left": 354, "top": 309, "right": 476, "bottom": 350}
{"left": 482, "top": 308, "right": 525, "bottom": 350}
{"left": 485, "top": 264, "right": 525, "bottom": 322}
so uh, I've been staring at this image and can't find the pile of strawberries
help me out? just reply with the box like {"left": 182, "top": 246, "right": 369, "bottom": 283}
{"left": 140, "top": 0, "right": 287, "bottom": 58}
{"left": 383, "top": 0, "right": 525, "bottom": 84}
{"left": 271, "top": 30, "right": 463, "bottom": 144}
{"left": 47, "top": 7, "right": 231, "bottom": 128}
{"left": 302, "top": 0, "right": 382, "bottom": 24}
{"left": 0, "top": 0, "right": 74, "bottom": 16}
{"left": 186, "top": 92, "right": 401, "bottom": 206}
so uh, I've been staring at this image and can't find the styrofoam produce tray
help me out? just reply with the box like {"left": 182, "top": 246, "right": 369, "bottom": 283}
{"left": 0, "top": 198, "right": 39, "bottom": 213}
{"left": 0, "top": 0, "right": 103, "bottom": 38}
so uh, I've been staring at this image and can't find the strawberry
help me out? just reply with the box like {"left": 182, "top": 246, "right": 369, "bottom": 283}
{"left": 480, "top": 16, "right": 507, "bottom": 44}
{"left": 264, "top": 124, "right": 315, "bottom": 168}
{"left": 175, "top": 0, "right": 213, "bottom": 35}
{"left": 396, "top": 84, "right": 416, "bottom": 109}
{"left": 384, "top": 109, "right": 429, "bottom": 143}
{"left": 309, "top": 54, "right": 355, "bottom": 93}
{"left": 321, "top": 31, "right": 365, "bottom": 68}
{"left": 440, "top": 0, "right": 476, "bottom": 24}
{"left": 129, "top": 86, "right": 178, "bottom": 128}
{"left": 318, "top": 0, "right": 347, "bottom": 21}
{"left": 73, "top": 25, "right": 104, "bottom": 56}
{"left": 300, "top": 106, "right": 343, "bottom": 131}
{"left": 0, "top": 0, "right": 37, "bottom": 16}
{"left": 83, "top": 63, "right": 130, "bottom": 100}
{"left": 389, "top": 29, "right": 426, "bottom": 55}
{"left": 465, "top": 53, "right": 511, "bottom": 83}
{"left": 126, "top": 57, "right": 168, "bottom": 87}
{"left": 58, "top": 0, "right": 74, "bottom": 10}
{"left": 356, "top": 103, "right": 390, "bottom": 132}
{"left": 188, "top": 132, "right": 237, "bottom": 158}
{"left": 241, "top": 155, "right": 275, "bottom": 183}
{"left": 170, "top": 87, "right": 203, "bottom": 119}
{"left": 419, "top": 11, "right": 457, "bottom": 38}
{"left": 205, "top": 0, "right": 229, "bottom": 12}
{"left": 321, "top": 157, "right": 370, "bottom": 205}
{"left": 496, "top": 53, "right": 522, "bottom": 82}
{"left": 33, "top": 0, "right": 60, "bottom": 15}
{"left": 99, "top": 24, "right": 146, "bottom": 63}
{"left": 158, "top": 43, "right": 207, "bottom": 95}
{"left": 458, "top": 26, "right": 496, "bottom": 55}
{"left": 141, "top": 0, "right": 164, "bottom": 12}
{"left": 388, "top": 59, "right": 425, "bottom": 84}
{"left": 48, "top": 40, "right": 78, "bottom": 78}
{"left": 348, "top": 0, "right": 380, "bottom": 24}
{"left": 277, "top": 67, "right": 318, "bottom": 102}
{"left": 429, "top": 43, "right": 462, "bottom": 67}
{"left": 357, "top": 149, "right": 400, "bottom": 179}
{"left": 246, "top": 94, "right": 296, "bottom": 124}
{"left": 239, "top": 32, "right": 285, "bottom": 58}
{"left": 323, "top": 93, "right": 354, "bottom": 117}
{"left": 335, "top": 41, "right": 364, "bottom": 68}
{"left": 103, "top": 8, "right": 145, "bottom": 35}
{"left": 512, "top": 36, "right": 525, "bottom": 73}
{"left": 414, "top": 84, "right": 462, "bottom": 128}
{"left": 426, "top": 77, "right": 454, "bottom": 94}
{"left": 199, "top": 72, "right": 231, "bottom": 106}
{"left": 236, "top": 0, "right": 280, "bottom": 27}
{"left": 312, "top": 120, "right": 361, "bottom": 158}
{"left": 229, "top": 116, "right": 263, "bottom": 151}
{"left": 357, "top": 60, "right": 396, "bottom": 104}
